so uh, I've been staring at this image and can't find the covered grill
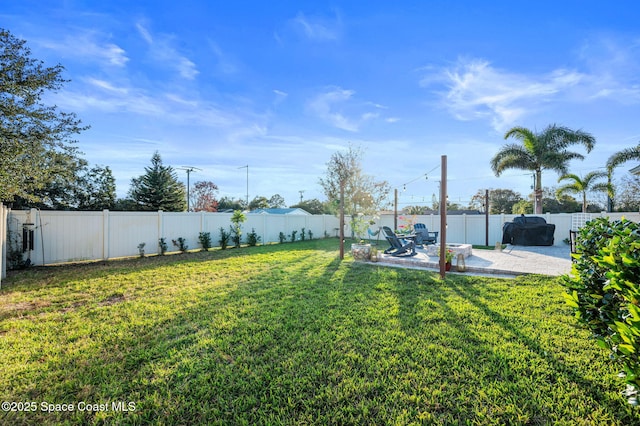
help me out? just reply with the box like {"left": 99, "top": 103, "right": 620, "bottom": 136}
{"left": 501, "top": 215, "right": 555, "bottom": 246}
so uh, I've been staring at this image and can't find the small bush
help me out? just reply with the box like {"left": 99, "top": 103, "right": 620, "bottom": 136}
{"left": 279, "top": 232, "right": 286, "bottom": 244}
{"left": 158, "top": 238, "right": 168, "bottom": 255}
{"left": 198, "top": 232, "right": 212, "bottom": 251}
{"left": 300, "top": 227, "right": 306, "bottom": 242}
{"left": 230, "top": 210, "right": 246, "bottom": 249}
{"left": 290, "top": 230, "right": 297, "bottom": 243}
{"left": 7, "top": 230, "right": 26, "bottom": 270}
{"left": 308, "top": 229, "right": 313, "bottom": 240}
{"left": 219, "top": 227, "right": 230, "bottom": 250}
{"left": 561, "top": 217, "right": 640, "bottom": 404}
{"left": 246, "top": 228, "right": 261, "bottom": 247}
{"left": 137, "top": 243, "right": 146, "bottom": 258}
{"left": 172, "top": 237, "right": 188, "bottom": 253}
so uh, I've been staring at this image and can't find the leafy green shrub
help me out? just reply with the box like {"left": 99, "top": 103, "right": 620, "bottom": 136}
{"left": 172, "top": 237, "right": 188, "bottom": 253}
{"left": 290, "top": 230, "right": 297, "bottom": 243}
{"left": 198, "top": 232, "right": 212, "bottom": 251}
{"left": 561, "top": 217, "right": 640, "bottom": 403}
{"left": 308, "top": 229, "right": 313, "bottom": 240}
{"left": 219, "top": 227, "right": 230, "bottom": 250}
{"left": 246, "top": 228, "right": 261, "bottom": 247}
{"left": 158, "top": 238, "right": 168, "bottom": 255}
{"left": 300, "top": 227, "right": 306, "bottom": 241}
{"left": 278, "top": 232, "right": 286, "bottom": 244}
{"left": 230, "top": 210, "right": 246, "bottom": 248}
{"left": 7, "top": 230, "right": 26, "bottom": 270}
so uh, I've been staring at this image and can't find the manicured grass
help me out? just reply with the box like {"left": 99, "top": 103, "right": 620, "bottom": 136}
{"left": 1, "top": 238, "right": 638, "bottom": 425}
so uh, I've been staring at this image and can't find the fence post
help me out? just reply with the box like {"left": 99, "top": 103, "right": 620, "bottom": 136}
{"left": 102, "top": 210, "right": 109, "bottom": 260}
{"left": 157, "top": 210, "right": 164, "bottom": 251}
{"left": 1, "top": 204, "right": 7, "bottom": 285}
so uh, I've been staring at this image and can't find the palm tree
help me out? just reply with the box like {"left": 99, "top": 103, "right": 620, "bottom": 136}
{"left": 490, "top": 124, "right": 596, "bottom": 214}
{"left": 605, "top": 143, "right": 640, "bottom": 211}
{"left": 556, "top": 171, "right": 607, "bottom": 213}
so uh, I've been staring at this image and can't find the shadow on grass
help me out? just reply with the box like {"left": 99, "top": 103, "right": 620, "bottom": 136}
{"left": 3, "top": 251, "right": 638, "bottom": 424}
{"left": 0, "top": 238, "right": 343, "bottom": 293}
{"left": 446, "top": 279, "right": 630, "bottom": 413}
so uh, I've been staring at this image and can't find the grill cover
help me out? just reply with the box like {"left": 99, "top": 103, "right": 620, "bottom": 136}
{"left": 502, "top": 215, "right": 555, "bottom": 246}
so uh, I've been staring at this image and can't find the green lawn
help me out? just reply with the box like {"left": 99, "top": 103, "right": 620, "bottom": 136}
{"left": 1, "top": 238, "right": 637, "bottom": 425}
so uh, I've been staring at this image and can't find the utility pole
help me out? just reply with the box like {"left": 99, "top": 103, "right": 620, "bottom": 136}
{"left": 177, "top": 166, "right": 201, "bottom": 211}
{"left": 238, "top": 165, "right": 249, "bottom": 209}
{"left": 299, "top": 190, "right": 305, "bottom": 204}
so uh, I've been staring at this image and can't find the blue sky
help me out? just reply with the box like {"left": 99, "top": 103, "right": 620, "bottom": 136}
{"left": 4, "top": 1, "right": 640, "bottom": 209}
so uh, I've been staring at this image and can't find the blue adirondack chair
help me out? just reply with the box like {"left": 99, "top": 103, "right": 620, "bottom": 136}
{"left": 382, "top": 226, "right": 416, "bottom": 257}
{"left": 414, "top": 223, "right": 438, "bottom": 246}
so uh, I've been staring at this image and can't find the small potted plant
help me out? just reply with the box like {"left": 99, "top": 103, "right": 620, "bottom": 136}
{"left": 438, "top": 247, "right": 454, "bottom": 271}
{"left": 445, "top": 249, "right": 454, "bottom": 271}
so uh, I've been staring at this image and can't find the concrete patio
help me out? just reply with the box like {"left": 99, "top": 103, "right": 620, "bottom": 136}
{"left": 376, "top": 244, "right": 573, "bottom": 277}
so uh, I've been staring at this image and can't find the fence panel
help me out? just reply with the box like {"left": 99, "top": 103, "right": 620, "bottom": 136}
{"left": 5, "top": 210, "right": 638, "bottom": 267}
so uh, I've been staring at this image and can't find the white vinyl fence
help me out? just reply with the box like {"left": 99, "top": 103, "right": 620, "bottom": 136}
{"left": 6, "top": 209, "right": 340, "bottom": 266}
{"left": 4, "top": 209, "right": 640, "bottom": 267}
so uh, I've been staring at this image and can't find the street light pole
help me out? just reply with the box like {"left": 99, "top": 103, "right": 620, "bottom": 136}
{"left": 178, "top": 166, "right": 201, "bottom": 211}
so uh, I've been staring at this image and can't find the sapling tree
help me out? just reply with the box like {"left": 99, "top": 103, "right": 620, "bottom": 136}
{"left": 230, "top": 210, "right": 246, "bottom": 248}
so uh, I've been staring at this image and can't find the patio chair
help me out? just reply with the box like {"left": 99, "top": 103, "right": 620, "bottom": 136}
{"left": 414, "top": 223, "right": 438, "bottom": 246}
{"left": 382, "top": 226, "right": 417, "bottom": 257}
{"left": 367, "top": 227, "right": 381, "bottom": 245}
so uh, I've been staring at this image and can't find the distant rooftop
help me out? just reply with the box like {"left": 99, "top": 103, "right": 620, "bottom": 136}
{"left": 249, "top": 208, "right": 311, "bottom": 215}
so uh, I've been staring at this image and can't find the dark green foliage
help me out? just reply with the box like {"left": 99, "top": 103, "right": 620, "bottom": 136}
{"left": 278, "top": 231, "right": 286, "bottom": 244}
{"left": 198, "top": 232, "right": 212, "bottom": 251}
{"left": 219, "top": 227, "right": 230, "bottom": 250}
{"left": 137, "top": 243, "right": 145, "bottom": 258}
{"left": 308, "top": 229, "right": 313, "bottom": 240}
{"left": 158, "top": 238, "right": 168, "bottom": 255}
{"left": 562, "top": 217, "right": 640, "bottom": 403}
{"left": 172, "top": 237, "right": 188, "bottom": 253}
{"left": 6, "top": 230, "right": 26, "bottom": 269}
{"left": 230, "top": 210, "right": 246, "bottom": 248}
{"left": 0, "top": 29, "right": 89, "bottom": 204}
{"left": 300, "top": 227, "right": 306, "bottom": 241}
{"left": 128, "top": 151, "right": 186, "bottom": 211}
{"left": 246, "top": 228, "right": 261, "bottom": 247}
{"left": 290, "top": 230, "right": 297, "bottom": 243}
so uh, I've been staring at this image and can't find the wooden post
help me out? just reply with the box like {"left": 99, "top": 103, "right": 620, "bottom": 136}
{"left": 485, "top": 189, "right": 489, "bottom": 246}
{"left": 394, "top": 188, "right": 398, "bottom": 231}
{"left": 339, "top": 181, "right": 345, "bottom": 260}
{"left": 439, "top": 155, "right": 447, "bottom": 279}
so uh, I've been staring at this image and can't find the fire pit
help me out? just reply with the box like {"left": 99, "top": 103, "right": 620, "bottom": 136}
{"left": 425, "top": 243, "right": 472, "bottom": 258}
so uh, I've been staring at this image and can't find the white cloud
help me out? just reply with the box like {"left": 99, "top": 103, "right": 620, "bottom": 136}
{"left": 307, "top": 87, "right": 386, "bottom": 132}
{"left": 135, "top": 21, "right": 199, "bottom": 80}
{"left": 421, "top": 58, "right": 586, "bottom": 131}
{"left": 38, "top": 32, "right": 128, "bottom": 67}
{"left": 291, "top": 11, "right": 341, "bottom": 41}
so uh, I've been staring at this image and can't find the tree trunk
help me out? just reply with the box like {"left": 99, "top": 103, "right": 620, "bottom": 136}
{"left": 535, "top": 170, "right": 543, "bottom": 214}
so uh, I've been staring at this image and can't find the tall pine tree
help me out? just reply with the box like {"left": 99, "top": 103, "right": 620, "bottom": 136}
{"left": 128, "top": 152, "right": 187, "bottom": 211}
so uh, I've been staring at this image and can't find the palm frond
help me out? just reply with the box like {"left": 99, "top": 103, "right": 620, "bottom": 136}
{"left": 606, "top": 144, "right": 640, "bottom": 171}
